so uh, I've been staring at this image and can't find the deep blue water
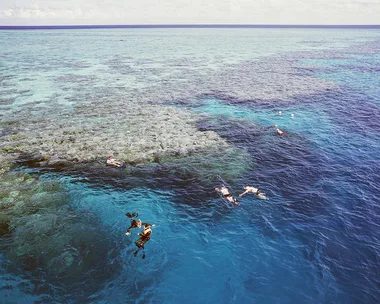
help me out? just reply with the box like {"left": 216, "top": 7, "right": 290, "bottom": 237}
{"left": 0, "top": 29, "right": 380, "bottom": 303}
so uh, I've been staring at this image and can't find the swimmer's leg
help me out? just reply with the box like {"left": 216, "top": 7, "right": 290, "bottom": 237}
{"left": 135, "top": 238, "right": 142, "bottom": 247}
{"left": 133, "top": 243, "right": 145, "bottom": 258}
{"left": 133, "top": 243, "right": 142, "bottom": 257}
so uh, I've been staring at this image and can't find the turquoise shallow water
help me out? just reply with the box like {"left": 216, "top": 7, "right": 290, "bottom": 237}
{"left": 1, "top": 28, "right": 380, "bottom": 303}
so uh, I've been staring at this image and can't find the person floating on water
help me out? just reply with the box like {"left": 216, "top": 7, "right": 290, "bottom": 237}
{"left": 239, "top": 186, "right": 268, "bottom": 200}
{"left": 276, "top": 127, "right": 285, "bottom": 136}
{"left": 125, "top": 212, "right": 141, "bottom": 236}
{"left": 125, "top": 212, "right": 154, "bottom": 259}
{"left": 133, "top": 222, "right": 154, "bottom": 259}
{"left": 106, "top": 156, "right": 125, "bottom": 168}
{"left": 267, "top": 125, "right": 286, "bottom": 136}
{"left": 215, "top": 185, "right": 239, "bottom": 206}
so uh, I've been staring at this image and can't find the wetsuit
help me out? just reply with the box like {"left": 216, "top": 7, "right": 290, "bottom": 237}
{"left": 135, "top": 224, "right": 152, "bottom": 248}
{"left": 126, "top": 219, "right": 140, "bottom": 234}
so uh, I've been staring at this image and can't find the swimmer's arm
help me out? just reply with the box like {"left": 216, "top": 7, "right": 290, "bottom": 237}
{"left": 125, "top": 224, "right": 134, "bottom": 235}
{"left": 142, "top": 222, "right": 154, "bottom": 227}
{"left": 239, "top": 190, "right": 249, "bottom": 197}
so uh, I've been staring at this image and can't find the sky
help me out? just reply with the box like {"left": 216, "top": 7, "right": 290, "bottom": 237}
{"left": 0, "top": 0, "right": 379, "bottom": 26}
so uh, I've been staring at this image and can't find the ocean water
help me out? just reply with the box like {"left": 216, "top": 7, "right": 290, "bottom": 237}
{"left": 0, "top": 28, "right": 380, "bottom": 303}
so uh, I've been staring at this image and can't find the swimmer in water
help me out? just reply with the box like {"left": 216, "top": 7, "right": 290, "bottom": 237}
{"left": 215, "top": 185, "right": 239, "bottom": 206}
{"left": 125, "top": 212, "right": 154, "bottom": 259}
{"left": 267, "top": 125, "right": 286, "bottom": 136}
{"left": 276, "top": 127, "right": 285, "bottom": 136}
{"left": 133, "top": 222, "right": 154, "bottom": 259}
{"left": 106, "top": 156, "right": 125, "bottom": 168}
{"left": 239, "top": 186, "right": 268, "bottom": 200}
{"left": 125, "top": 212, "right": 141, "bottom": 236}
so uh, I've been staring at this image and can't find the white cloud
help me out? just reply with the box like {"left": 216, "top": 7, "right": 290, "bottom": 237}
{"left": 0, "top": 0, "right": 379, "bottom": 25}
{"left": 1, "top": 3, "right": 97, "bottom": 20}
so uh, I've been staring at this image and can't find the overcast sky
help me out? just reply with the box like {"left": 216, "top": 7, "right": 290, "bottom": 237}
{"left": 0, "top": 0, "right": 379, "bottom": 25}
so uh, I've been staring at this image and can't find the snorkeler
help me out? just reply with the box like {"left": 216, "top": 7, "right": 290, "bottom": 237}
{"left": 125, "top": 212, "right": 142, "bottom": 236}
{"left": 267, "top": 125, "right": 286, "bottom": 136}
{"left": 215, "top": 185, "right": 239, "bottom": 206}
{"left": 133, "top": 222, "right": 154, "bottom": 259}
{"left": 125, "top": 212, "right": 154, "bottom": 259}
{"left": 106, "top": 156, "right": 125, "bottom": 168}
{"left": 239, "top": 186, "right": 268, "bottom": 200}
{"left": 276, "top": 128, "right": 285, "bottom": 136}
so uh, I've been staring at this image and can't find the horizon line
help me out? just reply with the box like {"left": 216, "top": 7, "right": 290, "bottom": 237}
{"left": 1, "top": 24, "right": 380, "bottom": 30}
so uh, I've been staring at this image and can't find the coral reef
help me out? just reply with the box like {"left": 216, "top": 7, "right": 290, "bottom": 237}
{"left": 0, "top": 102, "right": 231, "bottom": 175}
{"left": 0, "top": 172, "right": 121, "bottom": 297}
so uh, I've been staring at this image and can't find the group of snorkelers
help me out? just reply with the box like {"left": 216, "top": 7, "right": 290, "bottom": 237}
{"left": 215, "top": 120, "right": 289, "bottom": 205}
{"left": 125, "top": 185, "right": 267, "bottom": 259}
{"left": 268, "top": 110, "right": 295, "bottom": 136}
{"left": 110, "top": 117, "right": 287, "bottom": 258}
{"left": 215, "top": 185, "right": 267, "bottom": 206}
{"left": 124, "top": 186, "right": 263, "bottom": 259}
{"left": 125, "top": 212, "right": 154, "bottom": 259}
